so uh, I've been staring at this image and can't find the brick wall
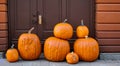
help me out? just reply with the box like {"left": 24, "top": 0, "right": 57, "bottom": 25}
{"left": 96, "top": 0, "right": 120, "bottom": 52}
{"left": 0, "top": 0, "right": 8, "bottom": 51}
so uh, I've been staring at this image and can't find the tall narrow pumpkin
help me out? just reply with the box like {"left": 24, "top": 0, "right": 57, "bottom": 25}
{"left": 18, "top": 27, "right": 41, "bottom": 60}
{"left": 6, "top": 44, "right": 19, "bottom": 62}
{"left": 74, "top": 36, "right": 99, "bottom": 62}
{"left": 76, "top": 20, "right": 89, "bottom": 38}
{"left": 44, "top": 37, "right": 70, "bottom": 61}
{"left": 54, "top": 19, "right": 73, "bottom": 39}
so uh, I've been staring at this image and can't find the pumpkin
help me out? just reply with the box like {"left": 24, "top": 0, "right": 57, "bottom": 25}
{"left": 54, "top": 19, "right": 73, "bottom": 39}
{"left": 76, "top": 20, "right": 89, "bottom": 38}
{"left": 18, "top": 27, "right": 41, "bottom": 60}
{"left": 66, "top": 52, "right": 79, "bottom": 64}
{"left": 6, "top": 44, "right": 19, "bottom": 62}
{"left": 74, "top": 36, "right": 99, "bottom": 62}
{"left": 44, "top": 37, "right": 70, "bottom": 61}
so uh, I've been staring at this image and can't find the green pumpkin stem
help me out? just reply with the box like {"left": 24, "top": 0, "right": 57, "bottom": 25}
{"left": 81, "top": 19, "right": 84, "bottom": 25}
{"left": 63, "top": 19, "right": 67, "bottom": 23}
{"left": 28, "top": 27, "right": 34, "bottom": 34}
{"left": 11, "top": 44, "right": 14, "bottom": 48}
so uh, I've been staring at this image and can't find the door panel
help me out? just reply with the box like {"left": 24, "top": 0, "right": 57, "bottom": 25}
{"left": 67, "top": 0, "right": 95, "bottom": 40}
{"left": 38, "top": 0, "right": 62, "bottom": 41}
{"left": 16, "top": 0, "right": 31, "bottom": 29}
{"left": 67, "top": 0, "right": 90, "bottom": 28}
{"left": 8, "top": 0, "right": 37, "bottom": 45}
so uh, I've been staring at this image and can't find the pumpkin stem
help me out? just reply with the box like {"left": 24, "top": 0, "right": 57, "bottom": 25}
{"left": 81, "top": 19, "right": 84, "bottom": 25}
{"left": 71, "top": 51, "right": 74, "bottom": 54}
{"left": 11, "top": 44, "right": 14, "bottom": 48}
{"left": 63, "top": 19, "right": 67, "bottom": 23}
{"left": 71, "top": 51, "right": 76, "bottom": 61}
{"left": 85, "top": 36, "right": 88, "bottom": 39}
{"left": 28, "top": 27, "right": 34, "bottom": 34}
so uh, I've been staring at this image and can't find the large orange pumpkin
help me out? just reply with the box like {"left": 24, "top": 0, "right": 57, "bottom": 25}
{"left": 44, "top": 37, "right": 70, "bottom": 61}
{"left": 76, "top": 20, "right": 89, "bottom": 38}
{"left": 74, "top": 36, "right": 99, "bottom": 62}
{"left": 66, "top": 52, "right": 79, "bottom": 64}
{"left": 54, "top": 19, "right": 73, "bottom": 39}
{"left": 6, "top": 44, "right": 19, "bottom": 62}
{"left": 18, "top": 27, "right": 41, "bottom": 60}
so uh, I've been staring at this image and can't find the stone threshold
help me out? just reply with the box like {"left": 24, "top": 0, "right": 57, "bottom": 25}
{"left": 100, "top": 53, "right": 120, "bottom": 60}
{"left": 0, "top": 52, "right": 3, "bottom": 59}
{"left": 1, "top": 52, "right": 120, "bottom": 60}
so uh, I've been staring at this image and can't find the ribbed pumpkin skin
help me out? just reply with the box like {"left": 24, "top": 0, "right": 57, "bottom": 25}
{"left": 76, "top": 26, "right": 89, "bottom": 38}
{"left": 54, "top": 23, "right": 73, "bottom": 39}
{"left": 66, "top": 52, "right": 79, "bottom": 64}
{"left": 74, "top": 37, "right": 99, "bottom": 62}
{"left": 18, "top": 33, "right": 41, "bottom": 60}
{"left": 6, "top": 49, "right": 19, "bottom": 62}
{"left": 44, "top": 37, "right": 70, "bottom": 61}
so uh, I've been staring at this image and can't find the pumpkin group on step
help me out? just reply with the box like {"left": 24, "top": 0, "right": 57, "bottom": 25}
{"left": 44, "top": 37, "right": 70, "bottom": 61}
{"left": 44, "top": 19, "right": 72, "bottom": 61}
{"left": 74, "top": 20, "right": 99, "bottom": 62}
{"left": 6, "top": 19, "right": 99, "bottom": 63}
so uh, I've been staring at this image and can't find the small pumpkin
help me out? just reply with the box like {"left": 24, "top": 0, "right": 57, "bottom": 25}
{"left": 6, "top": 44, "right": 19, "bottom": 62}
{"left": 74, "top": 36, "right": 99, "bottom": 62}
{"left": 18, "top": 27, "right": 41, "bottom": 60}
{"left": 54, "top": 19, "right": 73, "bottom": 39}
{"left": 66, "top": 52, "right": 79, "bottom": 64}
{"left": 44, "top": 37, "right": 70, "bottom": 61}
{"left": 76, "top": 20, "right": 89, "bottom": 38}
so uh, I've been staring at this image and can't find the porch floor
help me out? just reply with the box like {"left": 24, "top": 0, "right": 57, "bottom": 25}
{"left": 0, "top": 58, "right": 120, "bottom": 66}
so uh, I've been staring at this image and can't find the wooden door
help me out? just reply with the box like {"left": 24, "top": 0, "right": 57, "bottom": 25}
{"left": 8, "top": 0, "right": 62, "bottom": 46}
{"left": 8, "top": 0, "right": 38, "bottom": 47}
{"left": 8, "top": 0, "right": 95, "bottom": 48}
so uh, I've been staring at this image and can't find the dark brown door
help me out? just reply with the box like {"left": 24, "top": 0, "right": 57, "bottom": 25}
{"left": 8, "top": 0, "right": 95, "bottom": 47}
{"left": 8, "top": 0, "right": 38, "bottom": 47}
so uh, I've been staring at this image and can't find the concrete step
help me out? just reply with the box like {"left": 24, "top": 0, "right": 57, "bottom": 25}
{"left": 1, "top": 52, "right": 120, "bottom": 60}
{"left": 100, "top": 53, "right": 120, "bottom": 60}
{"left": 0, "top": 59, "right": 120, "bottom": 66}
{"left": 1, "top": 52, "right": 120, "bottom": 66}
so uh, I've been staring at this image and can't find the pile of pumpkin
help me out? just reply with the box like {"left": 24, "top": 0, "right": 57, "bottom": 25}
{"left": 6, "top": 19, "right": 99, "bottom": 64}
